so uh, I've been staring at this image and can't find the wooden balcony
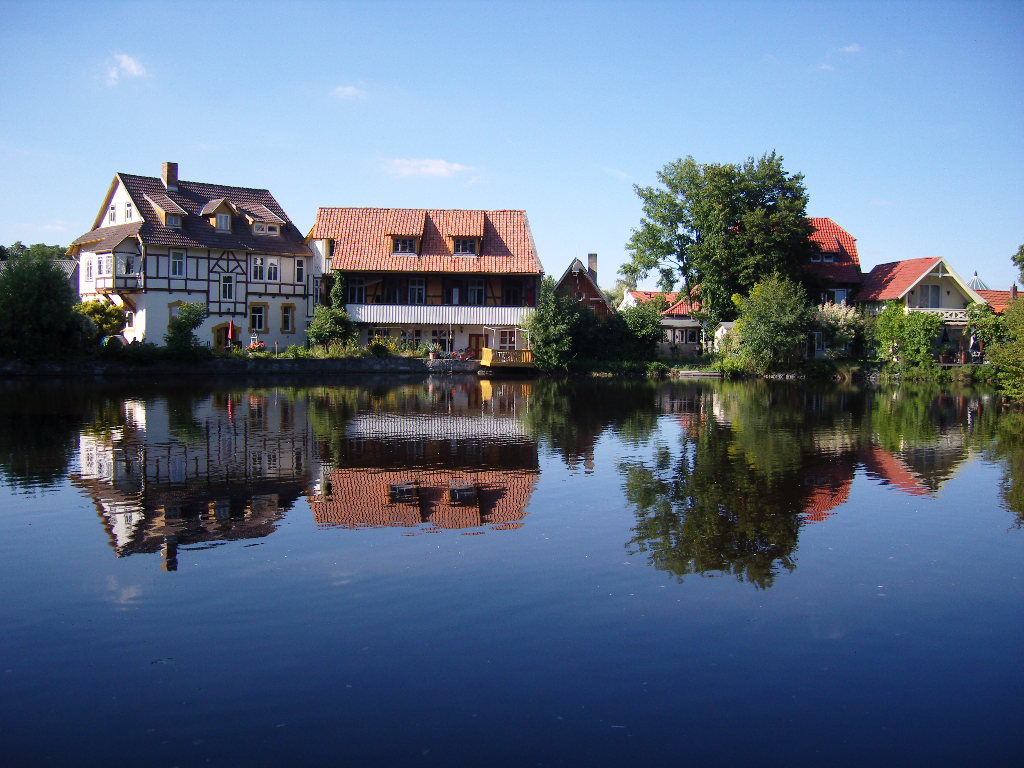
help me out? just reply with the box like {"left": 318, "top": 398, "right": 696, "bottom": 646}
{"left": 479, "top": 347, "right": 535, "bottom": 369}
{"left": 907, "top": 307, "right": 969, "bottom": 324}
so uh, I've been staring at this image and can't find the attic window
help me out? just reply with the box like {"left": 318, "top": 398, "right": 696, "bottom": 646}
{"left": 453, "top": 238, "right": 479, "bottom": 256}
{"left": 810, "top": 251, "right": 822, "bottom": 263}
{"left": 389, "top": 482, "right": 418, "bottom": 503}
{"left": 167, "top": 214, "right": 182, "bottom": 228}
{"left": 108, "top": 205, "right": 116, "bottom": 224}
{"left": 253, "top": 222, "right": 280, "bottom": 236}
{"left": 216, "top": 213, "right": 231, "bottom": 232}
{"left": 393, "top": 237, "right": 417, "bottom": 254}
{"left": 449, "top": 485, "right": 477, "bottom": 505}
{"left": 823, "top": 252, "right": 835, "bottom": 263}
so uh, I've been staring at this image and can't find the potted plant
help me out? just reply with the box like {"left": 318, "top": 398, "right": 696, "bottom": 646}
{"left": 426, "top": 343, "right": 441, "bottom": 360}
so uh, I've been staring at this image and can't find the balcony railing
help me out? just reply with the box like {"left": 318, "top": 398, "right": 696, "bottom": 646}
{"left": 345, "top": 303, "right": 531, "bottom": 325}
{"left": 907, "top": 307, "right": 968, "bottom": 323}
{"left": 480, "top": 348, "right": 534, "bottom": 368}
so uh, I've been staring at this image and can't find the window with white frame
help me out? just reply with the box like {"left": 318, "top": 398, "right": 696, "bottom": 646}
{"left": 85, "top": 258, "right": 93, "bottom": 281}
{"left": 431, "top": 329, "right": 453, "bottom": 352}
{"left": 916, "top": 284, "right": 941, "bottom": 308}
{"left": 281, "top": 305, "right": 294, "bottom": 332}
{"left": 498, "top": 329, "right": 516, "bottom": 350}
{"left": 170, "top": 250, "right": 185, "bottom": 277}
{"left": 166, "top": 214, "right": 182, "bottom": 228}
{"left": 252, "top": 257, "right": 265, "bottom": 281}
{"left": 216, "top": 213, "right": 231, "bottom": 231}
{"left": 97, "top": 254, "right": 112, "bottom": 276}
{"left": 823, "top": 251, "right": 835, "bottom": 263}
{"left": 347, "top": 278, "right": 366, "bottom": 304}
{"left": 220, "top": 274, "right": 234, "bottom": 300}
{"left": 295, "top": 259, "right": 305, "bottom": 284}
{"left": 686, "top": 328, "right": 700, "bottom": 344}
{"left": 408, "top": 278, "right": 425, "bottom": 304}
{"left": 108, "top": 205, "right": 116, "bottom": 224}
{"left": 250, "top": 305, "right": 265, "bottom": 331}
{"left": 267, "top": 261, "right": 279, "bottom": 281}
{"left": 125, "top": 202, "right": 133, "bottom": 221}
{"left": 392, "top": 237, "right": 417, "bottom": 254}
{"left": 253, "top": 222, "right": 280, "bottom": 235}
{"left": 125, "top": 311, "right": 135, "bottom": 328}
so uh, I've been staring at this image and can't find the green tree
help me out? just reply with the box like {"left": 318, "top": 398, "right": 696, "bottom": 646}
{"left": 872, "top": 301, "right": 943, "bottom": 370}
{"left": 987, "top": 298, "right": 1024, "bottom": 401}
{"left": 731, "top": 275, "right": 813, "bottom": 373}
{"left": 163, "top": 302, "right": 208, "bottom": 351}
{"left": 619, "top": 296, "right": 665, "bottom": 360}
{"left": 307, "top": 271, "right": 355, "bottom": 347}
{"left": 74, "top": 300, "right": 127, "bottom": 341}
{"left": 623, "top": 152, "right": 818, "bottom": 323}
{"left": 0, "top": 250, "right": 85, "bottom": 359}
{"left": 523, "top": 276, "right": 581, "bottom": 371}
{"left": 814, "top": 301, "right": 862, "bottom": 359}
{"left": 1012, "top": 243, "right": 1023, "bottom": 284}
{"left": 0, "top": 241, "right": 67, "bottom": 262}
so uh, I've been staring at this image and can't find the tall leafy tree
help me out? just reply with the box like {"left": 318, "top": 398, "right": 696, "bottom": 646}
{"left": 0, "top": 250, "right": 84, "bottom": 359}
{"left": 733, "top": 274, "right": 813, "bottom": 373}
{"left": 622, "top": 152, "right": 818, "bottom": 322}
{"left": 1012, "top": 242, "right": 1024, "bottom": 284}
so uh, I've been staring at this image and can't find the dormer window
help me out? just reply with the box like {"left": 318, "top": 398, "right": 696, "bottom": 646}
{"left": 823, "top": 252, "right": 835, "bottom": 263}
{"left": 810, "top": 251, "right": 822, "bottom": 263}
{"left": 253, "top": 222, "right": 280, "bottom": 236}
{"left": 392, "top": 237, "right": 417, "bottom": 254}
{"left": 453, "top": 238, "right": 479, "bottom": 256}
{"left": 216, "top": 213, "right": 231, "bottom": 232}
{"left": 166, "top": 214, "right": 182, "bottom": 228}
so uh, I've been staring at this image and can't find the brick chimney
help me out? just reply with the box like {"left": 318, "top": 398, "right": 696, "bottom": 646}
{"left": 162, "top": 162, "right": 178, "bottom": 191}
{"left": 1013, "top": 283, "right": 1018, "bottom": 299}
{"left": 587, "top": 252, "right": 598, "bottom": 279}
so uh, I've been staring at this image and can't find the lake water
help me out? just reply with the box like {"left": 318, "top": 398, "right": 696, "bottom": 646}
{"left": 0, "top": 375, "right": 1021, "bottom": 766}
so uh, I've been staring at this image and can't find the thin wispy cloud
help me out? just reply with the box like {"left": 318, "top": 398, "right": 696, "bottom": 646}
{"left": 386, "top": 158, "right": 471, "bottom": 178}
{"left": 837, "top": 43, "right": 862, "bottom": 54}
{"left": 332, "top": 85, "right": 366, "bottom": 100}
{"left": 38, "top": 221, "right": 68, "bottom": 231}
{"left": 106, "top": 53, "right": 147, "bottom": 86}
{"left": 819, "top": 43, "right": 862, "bottom": 72}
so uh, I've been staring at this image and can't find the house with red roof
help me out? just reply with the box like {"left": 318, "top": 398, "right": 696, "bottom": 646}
{"left": 804, "top": 217, "right": 864, "bottom": 304}
{"left": 554, "top": 253, "right": 613, "bottom": 318}
{"left": 855, "top": 256, "right": 988, "bottom": 362}
{"left": 306, "top": 208, "right": 543, "bottom": 357}
{"left": 70, "top": 162, "right": 315, "bottom": 349}
{"left": 617, "top": 290, "right": 704, "bottom": 357}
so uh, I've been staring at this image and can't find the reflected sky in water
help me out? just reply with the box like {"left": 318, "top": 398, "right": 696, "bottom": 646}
{"left": 0, "top": 375, "right": 1020, "bottom": 766}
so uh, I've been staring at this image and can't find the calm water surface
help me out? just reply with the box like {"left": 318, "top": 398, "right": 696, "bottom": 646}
{"left": 0, "top": 375, "right": 1021, "bottom": 766}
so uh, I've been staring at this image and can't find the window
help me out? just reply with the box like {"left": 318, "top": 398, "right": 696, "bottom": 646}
{"left": 252, "top": 257, "right": 265, "bottom": 281}
{"left": 408, "top": 278, "right": 425, "bottom": 305}
{"left": 916, "top": 284, "right": 941, "bottom": 308}
{"left": 295, "top": 259, "right": 305, "bottom": 284}
{"left": 108, "top": 205, "right": 116, "bottom": 224}
{"left": 220, "top": 274, "right": 234, "bottom": 300}
{"left": 216, "top": 213, "right": 231, "bottom": 231}
{"left": 810, "top": 251, "right": 822, "bottom": 263}
{"left": 85, "top": 258, "right": 93, "bottom": 281}
{"left": 498, "top": 329, "right": 516, "bottom": 350}
{"left": 686, "top": 328, "right": 700, "bottom": 344}
{"left": 368, "top": 328, "right": 390, "bottom": 344}
{"left": 823, "top": 251, "right": 835, "bottom": 263}
{"left": 166, "top": 214, "right": 182, "bottom": 228}
{"left": 823, "top": 288, "right": 848, "bottom": 304}
{"left": 454, "top": 238, "right": 478, "bottom": 255}
{"left": 253, "top": 222, "right": 280, "bottom": 235}
{"left": 250, "top": 305, "right": 265, "bottom": 332}
{"left": 125, "top": 311, "right": 135, "bottom": 328}
{"left": 267, "top": 261, "right": 279, "bottom": 282}
{"left": 97, "top": 254, "right": 112, "bottom": 277}
{"left": 170, "top": 250, "right": 185, "bottom": 277}
{"left": 281, "top": 305, "right": 294, "bottom": 333}
{"left": 347, "top": 278, "right": 366, "bottom": 304}
{"left": 502, "top": 280, "right": 522, "bottom": 306}
{"left": 393, "top": 237, "right": 416, "bottom": 254}
{"left": 468, "top": 279, "right": 485, "bottom": 306}
{"left": 125, "top": 202, "right": 133, "bottom": 221}
{"left": 123, "top": 255, "right": 136, "bottom": 275}
{"left": 431, "top": 328, "right": 453, "bottom": 352}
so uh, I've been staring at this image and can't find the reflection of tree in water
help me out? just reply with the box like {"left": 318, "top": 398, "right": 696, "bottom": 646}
{"left": 522, "top": 378, "right": 660, "bottom": 467}
{"left": 987, "top": 411, "right": 1024, "bottom": 527}
{"left": 622, "top": 422, "right": 803, "bottom": 590}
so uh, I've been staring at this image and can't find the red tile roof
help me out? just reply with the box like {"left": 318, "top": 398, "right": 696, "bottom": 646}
{"left": 663, "top": 297, "right": 700, "bottom": 316}
{"left": 803, "top": 217, "right": 863, "bottom": 284}
{"left": 976, "top": 289, "right": 1016, "bottom": 314}
{"left": 626, "top": 290, "right": 678, "bottom": 305}
{"left": 71, "top": 171, "right": 309, "bottom": 257}
{"left": 860, "top": 447, "right": 930, "bottom": 496}
{"left": 855, "top": 257, "right": 942, "bottom": 302}
{"left": 308, "top": 208, "right": 542, "bottom": 275}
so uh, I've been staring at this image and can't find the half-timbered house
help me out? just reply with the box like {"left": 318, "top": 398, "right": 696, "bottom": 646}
{"left": 70, "top": 162, "right": 317, "bottom": 349}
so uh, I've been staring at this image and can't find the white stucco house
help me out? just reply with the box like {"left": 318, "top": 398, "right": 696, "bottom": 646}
{"left": 70, "top": 162, "right": 320, "bottom": 349}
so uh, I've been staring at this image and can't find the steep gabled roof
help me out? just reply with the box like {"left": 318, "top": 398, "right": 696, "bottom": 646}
{"left": 803, "top": 217, "right": 863, "bottom": 284}
{"left": 623, "top": 290, "right": 678, "bottom": 307}
{"left": 70, "top": 221, "right": 143, "bottom": 254}
{"left": 663, "top": 297, "right": 700, "bottom": 316}
{"left": 71, "top": 170, "right": 309, "bottom": 257}
{"left": 555, "top": 258, "right": 613, "bottom": 312}
{"left": 855, "top": 257, "right": 942, "bottom": 302}
{"left": 308, "top": 208, "right": 542, "bottom": 275}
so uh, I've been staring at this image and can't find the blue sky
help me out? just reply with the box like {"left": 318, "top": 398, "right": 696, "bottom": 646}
{"left": 2, "top": 0, "right": 1021, "bottom": 290}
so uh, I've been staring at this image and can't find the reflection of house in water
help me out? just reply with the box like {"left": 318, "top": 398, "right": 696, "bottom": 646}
{"left": 310, "top": 381, "right": 539, "bottom": 533}
{"left": 70, "top": 391, "right": 316, "bottom": 570}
